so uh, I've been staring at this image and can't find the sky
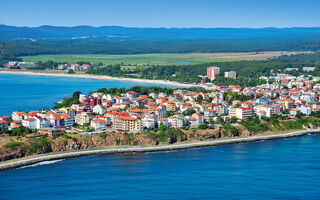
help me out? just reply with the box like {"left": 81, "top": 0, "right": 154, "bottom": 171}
{"left": 0, "top": 0, "right": 319, "bottom": 28}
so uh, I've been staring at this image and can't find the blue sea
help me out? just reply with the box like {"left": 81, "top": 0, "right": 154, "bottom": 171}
{"left": 0, "top": 134, "right": 320, "bottom": 199}
{"left": 0, "top": 74, "right": 175, "bottom": 116}
{"left": 1, "top": 73, "right": 320, "bottom": 199}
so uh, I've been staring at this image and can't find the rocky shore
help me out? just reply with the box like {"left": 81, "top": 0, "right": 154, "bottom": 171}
{"left": 1, "top": 129, "right": 319, "bottom": 171}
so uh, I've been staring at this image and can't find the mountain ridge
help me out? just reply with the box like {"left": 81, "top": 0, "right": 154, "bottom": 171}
{"left": 1, "top": 24, "right": 320, "bottom": 41}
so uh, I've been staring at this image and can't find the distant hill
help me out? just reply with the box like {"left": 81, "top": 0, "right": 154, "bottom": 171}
{"left": 1, "top": 25, "right": 320, "bottom": 41}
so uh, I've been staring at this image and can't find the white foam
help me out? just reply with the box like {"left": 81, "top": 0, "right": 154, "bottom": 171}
{"left": 19, "top": 159, "right": 64, "bottom": 169}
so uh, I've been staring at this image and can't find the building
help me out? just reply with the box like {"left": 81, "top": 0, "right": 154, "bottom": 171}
{"left": 22, "top": 118, "right": 37, "bottom": 129}
{"left": 142, "top": 117, "right": 156, "bottom": 128}
{"left": 229, "top": 107, "right": 253, "bottom": 120}
{"left": 113, "top": 116, "right": 143, "bottom": 133}
{"left": 127, "top": 91, "right": 139, "bottom": 98}
{"left": 271, "top": 104, "right": 281, "bottom": 115}
{"left": 224, "top": 71, "right": 237, "bottom": 79}
{"left": 301, "top": 106, "right": 312, "bottom": 115}
{"left": 34, "top": 116, "right": 51, "bottom": 129}
{"left": 93, "top": 104, "right": 106, "bottom": 115}
{"left": 285, "top": 100, "right": 296, "bottom": 110}
{"left": 16, "top": 62, "right": 37, "bottom": 69}
{"left": 303, "top": 67, "right": 316, "bottom": 72}
{"left": 12, "top": 111, "right": 27, "bottom": 121}
{"left": 204, "top": 109, "right": 217, "bottom": 118}
{"left": 75, "top": 113, "right": 92, "bottom": 126}
{"left": 192, "top": 113, "right": 204, "bottom": 125}
{"left": 229, "top": 107, "right": 237, "bottom": 118}
{"left": 207, "top": 66, "right": 220, "bottom": 81}
{"left": 157, "top": 118, "right": 169, "bottom": 127}
{"left": 90, "top": 119, "right": 107, "bottom": 130}
{"left": 0, "top": 120, "right": 8, "bottom": 129}
{"left": 168, "top": 115, "right": 184, "bottom": 128}
{"left": 165, "top": 102, "right": 176, "bottom": 112}
{"left": 235, "top": 107, "right": 253, "bottom": 120}
{"left": 64, "top": 115, "right": 74, "bottom": 126}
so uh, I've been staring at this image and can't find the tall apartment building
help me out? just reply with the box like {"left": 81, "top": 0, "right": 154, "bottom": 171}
{"left": 112, "top": 116, "right": 143, "bottom": 133}
{"left": 229, "top": 107, "right": 253, "bottom": 120}
{"left": 207, "top": 66, "right": 220, "bottom": 81}
{"left": 236, "top": 107, "right": 253, "bottom": 120}
{"left": 224, "top": 71, "right": 237, "bottom": 79}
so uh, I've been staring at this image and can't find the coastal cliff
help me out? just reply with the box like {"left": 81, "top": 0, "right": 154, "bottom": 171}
{"left": 0, "top": 128, "right": 221, "bottom": 162}
{"left": 0, "top": 129, "right": 318, "bottom": 171}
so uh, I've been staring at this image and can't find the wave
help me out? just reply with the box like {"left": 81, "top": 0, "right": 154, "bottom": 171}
{"left": 19, "top": 159, "right": 64, "bottom": 169}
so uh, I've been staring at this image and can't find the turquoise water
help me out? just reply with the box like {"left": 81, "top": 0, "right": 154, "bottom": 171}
{"left": 0, "top": 74, "right": 174, "bottom": 116}
{"left": 1, "top": 134, "right": 320, "bottom": 199}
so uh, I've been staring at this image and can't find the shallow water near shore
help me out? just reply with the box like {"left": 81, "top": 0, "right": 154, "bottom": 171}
{"left": 0, "top": 73, "right": 176, "bottom": 115}
{"left": 1, "top": 134, "right": 320, "bottom": 200}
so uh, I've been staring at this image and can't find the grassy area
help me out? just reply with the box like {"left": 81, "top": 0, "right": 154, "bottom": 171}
{"left": 20, "top": 52, "right": 303, "bottom": 65}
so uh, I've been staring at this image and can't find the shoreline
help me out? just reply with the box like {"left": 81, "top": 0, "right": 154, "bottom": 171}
{"left": 0, "top": 70, "right": 195, "bottom": 88}
{"left": 0, "top": 129, "right": 319, "bottom": 171}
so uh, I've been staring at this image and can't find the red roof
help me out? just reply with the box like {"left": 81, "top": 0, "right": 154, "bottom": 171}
{"left": 115, "top": 116, "right": 137, "bottom": 121}
{"left": 157, "top": 118, "right": 168, "bottom": 121}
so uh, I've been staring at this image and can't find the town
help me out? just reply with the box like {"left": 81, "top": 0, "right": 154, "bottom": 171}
{"left": 1, "top": 65, "right": 320, "bottom": 139}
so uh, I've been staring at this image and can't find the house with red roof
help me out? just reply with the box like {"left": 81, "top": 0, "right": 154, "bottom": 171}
{"left": 12, "top": 111, "right": 27, "bottom": 121}
{"left": 91, "top": 118, "right": 108, "bottom": 130}
{"left": 127, "top": 91, "right": 138, "bottom": 98}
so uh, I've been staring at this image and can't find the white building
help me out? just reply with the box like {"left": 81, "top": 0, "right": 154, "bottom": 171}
{"left": 168, "top": 115, "right": 184, "bottom": 128}
{"left": 224, "top": 71, "right": 237, "bottom": 79}
{"left": 90, "top": 119, "right": 107, "bottom": 130}
{"left": 22, "top": 118, "right": 37, "bottom": 129}
{"left": 143, "top": 117, "right": 156, "bottom": 128}
{"left": 93, "top": 104, "right": 106, "bottom": 115}
{"left": 12, "top": 111, "right": 27, "bottom": 121}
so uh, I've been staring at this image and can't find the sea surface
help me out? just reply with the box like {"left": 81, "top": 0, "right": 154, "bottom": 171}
{"left": 1, "top": 134, "right": 320, "bottom": 200}
{"left": 0, "top": 74, "right": 175, "bottom": 116}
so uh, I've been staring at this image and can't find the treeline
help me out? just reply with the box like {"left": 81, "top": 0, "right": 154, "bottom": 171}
{"left": 96, "top": 86, "right": 208, "bottom": 96}
{"left": 0, "top": 42, "right": 22, "bottom": 66}
{"left": 87, "top": 58, "right": 320, "bottom": 86}
{"left": 53, "top": 91, "right": 81, "bottom": 109}
{"left": 274, "top": 52, "right": 320, "bottom": 63}
{"left": 19, "top": 54, "right": 320, "bottom": 86}
{"left": 1, "top": 37, "right": 320, "bottom": 57}
{"left": 53, "top": 86, "right": 208, "bottom": 108}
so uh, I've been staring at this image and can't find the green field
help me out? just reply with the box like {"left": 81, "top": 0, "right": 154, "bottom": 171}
{"left": 21, "top": 52, "right": 300, "bottom": 65}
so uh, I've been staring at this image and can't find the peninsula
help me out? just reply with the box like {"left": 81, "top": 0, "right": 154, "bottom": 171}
{"left": 1, "top": 68, "right": 320, "bottom": 170}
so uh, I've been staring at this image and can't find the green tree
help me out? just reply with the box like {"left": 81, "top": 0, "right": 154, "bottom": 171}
{"left": 1, "top": 124, "right": 8, "bottom": 134}
{"left": 196, "top": 95, "right": 204, "bottom": 103}
{"left": 68, "top": 69, "right": 75, "bottom": 74}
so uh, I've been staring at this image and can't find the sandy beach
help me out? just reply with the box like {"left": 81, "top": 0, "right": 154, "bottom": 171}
{"left": 0, "top": 129, "right": 319, "bottom": 171}
{"left": 0, "top": 70, "right": 195, "bottom": 88}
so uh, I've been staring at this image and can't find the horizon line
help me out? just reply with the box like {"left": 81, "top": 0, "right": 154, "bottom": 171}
{"left": 1, "top": 24, "right": 320, "bottom": 29}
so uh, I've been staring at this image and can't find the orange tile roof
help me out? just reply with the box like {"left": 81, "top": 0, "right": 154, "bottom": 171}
{"left": 107, "top": 112, "right": 119, "bottom": 115}
{"left": 24, "top": 118, "right": 36, "bottom": 121}
{"left": 14, "top": 111, "right": 27, "bottom": 116}
{"left": 1, "top": 116, "right": 10, "bottom": 119}
{"left": 157, "top": 118, "right": 168, "bottom": 121}
{"left": 92, "top": 119, "right": 107, "bottom": 123}
{"left": 115, "top": 116, "right": 137, "bottom": 121}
